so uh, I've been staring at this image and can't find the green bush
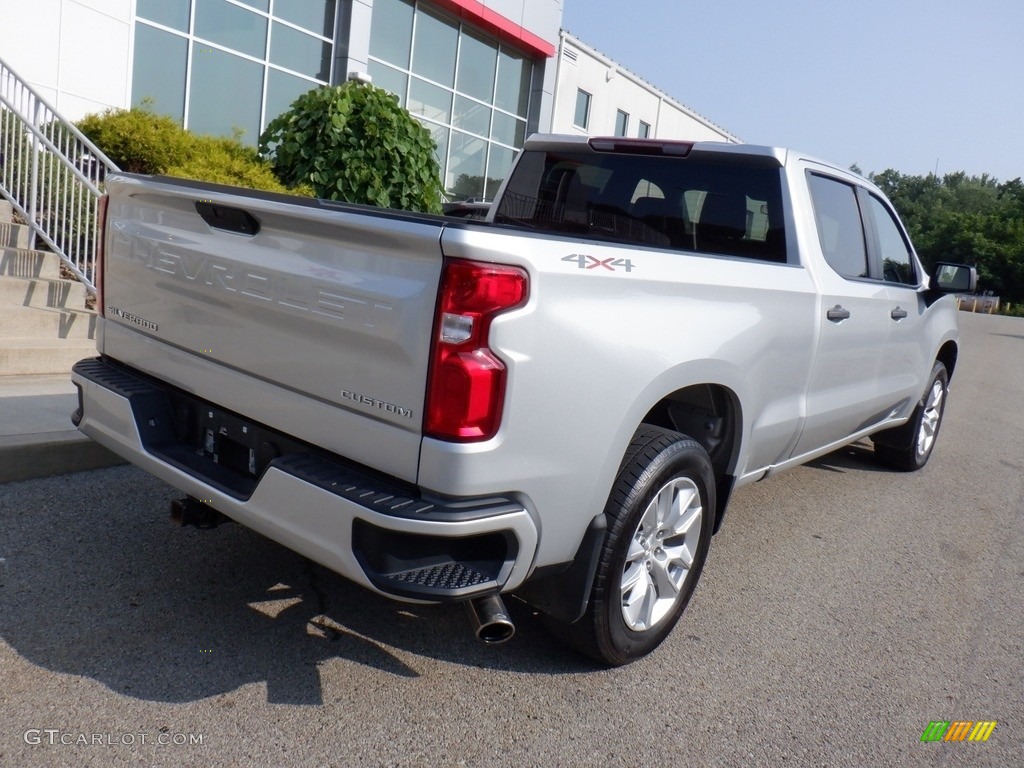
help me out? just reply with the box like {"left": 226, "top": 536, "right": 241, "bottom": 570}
{"left": 77, "top": 107, "right": 191, "bottom": 174}
{"left": 168, "top": 134, "right": 311, "bottom": 195}
{"left": 259, "top": 82, "right": 443, "bottom": 213}
{"left": 76, "top": 107, "right": 312, "bottom": 195}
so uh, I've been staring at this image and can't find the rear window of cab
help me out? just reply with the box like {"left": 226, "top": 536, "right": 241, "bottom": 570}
{"left": 494, "top": 149, "right": 787, "bottom": 263}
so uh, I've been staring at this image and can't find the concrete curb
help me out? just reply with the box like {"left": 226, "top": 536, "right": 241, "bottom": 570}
{"left": 0, "top": 430, "right": 125, "bottom": 484}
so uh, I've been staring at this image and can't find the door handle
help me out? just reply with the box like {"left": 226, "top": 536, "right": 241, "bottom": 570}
{"left": 890, "top": 306, "right": 908, "bottom": 321}
{"left": 826, "top": 305, "right": 851, "bottom": 322}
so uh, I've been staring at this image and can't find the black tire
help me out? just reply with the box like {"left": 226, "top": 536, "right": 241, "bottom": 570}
{"left": 549, "top": 426, "right": 715, "bottom": 666}
{"left": 873, "top": 361, "right": 949, "bottom": 471}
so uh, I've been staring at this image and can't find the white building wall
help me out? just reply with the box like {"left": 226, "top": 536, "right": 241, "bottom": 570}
{"left": 551, "top": 31, "right": 737, "bottom": 143}
{"left": 0, "top": 0, "right": 132, "bottom": 119}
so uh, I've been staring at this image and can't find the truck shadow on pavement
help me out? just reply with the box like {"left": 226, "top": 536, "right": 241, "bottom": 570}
{"left": 0, "top": 466, "right": 591, "bottom": 707}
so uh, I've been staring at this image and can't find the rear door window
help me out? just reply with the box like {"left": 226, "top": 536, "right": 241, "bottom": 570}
{"left": 495, "top": 149, "right": 788, "bottom": 262}
{"left": 807, "top": 173, "right": 869, "bottom": 279}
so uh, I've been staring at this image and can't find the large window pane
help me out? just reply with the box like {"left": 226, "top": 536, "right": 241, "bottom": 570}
{"left": 485, "top": 144, "right": 515, "bottom": 199}
{"left": 412, "top": 6, "right": 457, "bottom": 87}
{"left": 132, "top": 24, "right": 187, "bottom": 122}
{"left": 188, "top": 47, "right": 263, "bottom": 142}
{"left": 368, "top": 61, "right": 408, "bottom": 107}
{"left": 495, "top": 48, "right": 530, "bottom": 116}
{"left": 274, "top": 0, "right": 335, "bottom": 37}
{"left": 453, "top": 95, "right": 490, "bottom": 138}
{"left": 265, "top": 69, "right": 317, "bottom": 127}
{"left": 271, "top": 21, "right": 331, "bottom": 80}
{"left": 425, "top": 122, "right": 449, "bottom": 178}
{"left": 136, "top": 0, "right": 190, "bottom": 32}
{"left": 195, "top": 0, "right": 267, "bottom": 59}
{"left": 491, "top": 111, "right": 525, "bottom": 147}
{"left": 408, "top": 77, "right": 451, "bottom": 124}
{"left": 369, "top": 0, "right": 414, "bottom": 69}
{"left": 456, "top": 29, "right": 496, "bottom": 102}
{"left": 447, "top": 130, "right": 487, "bottom": 197}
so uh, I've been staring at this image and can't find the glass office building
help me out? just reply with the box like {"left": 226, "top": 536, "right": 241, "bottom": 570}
{"left": 367, "top": 0, "right": 533, "bottom": 198}
{"left": 130, "top": 0, "right": 559, "bottom": 200}
{"left": 132, "top": 0, "right": 338, "bottom": 142}
{"left": 4, "top": 2, "right": 736, "bottom": 204}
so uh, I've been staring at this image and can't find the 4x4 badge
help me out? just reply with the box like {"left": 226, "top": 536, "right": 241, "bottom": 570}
{"left": 562, "top": 254, "right": 635, "bottom": 272}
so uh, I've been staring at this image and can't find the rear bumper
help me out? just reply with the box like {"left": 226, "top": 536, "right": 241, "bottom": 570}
{"left": 71, "top": 357, "right": 538, "bottom": 602}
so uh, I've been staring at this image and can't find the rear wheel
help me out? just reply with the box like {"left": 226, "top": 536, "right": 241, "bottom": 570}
{"left": 873, "top": 361, "right": 949, "bottom": 471}
{"left": 549, "top": 426, "right": 715, "bottom": 665}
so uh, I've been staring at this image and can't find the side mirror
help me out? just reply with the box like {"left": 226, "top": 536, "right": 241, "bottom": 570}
{"left": 930, "top": 262, "right": 978, "bottom": 293}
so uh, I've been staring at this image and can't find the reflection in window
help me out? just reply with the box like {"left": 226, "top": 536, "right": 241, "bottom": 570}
{"left": 409, "top": 77, "right": 452, "bottom": 123}
{"left": 808, "top": 174, "right": 868, "bottom": 278}
{"left": 132, "top": 24, "right": 188, "bottom": 121}
{"left": 427, "top": 123, "right": 450, "bottom": 175}
{"left": 870, "top": 195, "right": 916, "bottom": 285}
{"left": 486, "top": 144, "right": 516, "bottom": 199}
{"left": 491, "top": 111, "right": 525, "bottom": 147}
{"left": 195, "top": 0, "right": 267, "bottom": 59}
{"left": 189, "top": 47, "right": 263, "bottom": 141}
{"left": 496, "top": 49, "right": 531, "bottom": 117}
{"left": 132, "top": 0, "right": 335, "bottom": 143}
{"left": 369, "top": 0, "right": 414, "bottom": 69}
{"left": 367, "top": 0, "right": 534, "bottom": 197}
{"left": 448, "top": 131, "right": 487, "bottom": 197}
{"left": 274, "top": 0, "right": 335, "bottom": 37}
{"left": 266, "top": 69, "right": 317, "bottom": 125}
{"left": 453, "top": 96, "right": 491, "bottom": 138}
{"left": 271, "top": 21, "right": 331, "bottom": 80}
{"left": 136, "top": 0, "right": 190, "bottom": 32}
{"left": 457, "top": 29, "right": 497, "bottom": 101}
{"left": 412, "top": 5, "right": 458, "bottom": 87}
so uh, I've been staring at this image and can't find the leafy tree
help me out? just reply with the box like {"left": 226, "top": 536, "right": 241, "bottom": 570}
{"left": 870, "top": 169, "right": 1024, "bottom": 304}
{"left": 259, "top": 82, "right": 443, "bottom": 214}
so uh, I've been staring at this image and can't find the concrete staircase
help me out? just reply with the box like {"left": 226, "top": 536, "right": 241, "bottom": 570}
{"left": 0, "top": 200, "right": 98, "bottom": 375}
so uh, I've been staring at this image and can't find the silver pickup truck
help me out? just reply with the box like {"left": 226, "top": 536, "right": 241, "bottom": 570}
{"left": 72, "top": 135, "right": 975, "bottom": 665}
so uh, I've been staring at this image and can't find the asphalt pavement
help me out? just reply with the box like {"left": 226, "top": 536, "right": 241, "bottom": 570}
{"left": 0, "top": 312, "right": 1020, "bottom": 767}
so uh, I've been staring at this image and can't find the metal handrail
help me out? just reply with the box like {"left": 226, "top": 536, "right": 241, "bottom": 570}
{"left": 0, "top": 55, "right": 119, "bottom": 294}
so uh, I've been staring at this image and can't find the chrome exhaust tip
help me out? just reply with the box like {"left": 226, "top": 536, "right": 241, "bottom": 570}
{"left": 466, "top": 594, "right": 516, "bottom": 645}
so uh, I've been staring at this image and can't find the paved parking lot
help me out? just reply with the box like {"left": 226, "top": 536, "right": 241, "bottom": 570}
{"left": 1, "top": 312, "right": 1021, "bottom": 767}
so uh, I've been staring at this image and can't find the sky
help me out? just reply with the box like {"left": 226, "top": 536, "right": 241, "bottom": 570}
{"left": 560, "top": 0, "right": 1023, "bottom": 181}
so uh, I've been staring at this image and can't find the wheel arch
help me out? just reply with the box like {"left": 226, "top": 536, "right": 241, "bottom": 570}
{"left": 516, "top": 380, "right": 744, "bottom": 625}
{"left": 936, "top": 339, "right": 958, "bottom": 381}
{"left": 639, "top": 382, "right": 743, "bottom": 533}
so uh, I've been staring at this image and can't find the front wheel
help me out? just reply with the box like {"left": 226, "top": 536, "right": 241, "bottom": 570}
{"left": 873, "top": 361, "right": 949, "bottom": 471}
{"left": 549, "top": 426, "right": 715, "bottom": 665}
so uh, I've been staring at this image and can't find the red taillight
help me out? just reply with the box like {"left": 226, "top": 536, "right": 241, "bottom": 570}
{"left": 425, "top": 259, "right": 528, "bottom": 441}
{"left": 96, "top": 193, "right": 109, "bottom": 316}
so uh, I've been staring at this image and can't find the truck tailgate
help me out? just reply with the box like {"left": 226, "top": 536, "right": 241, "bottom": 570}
{"left": 100, "top": 174, "right": 444, "bottom": 482}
